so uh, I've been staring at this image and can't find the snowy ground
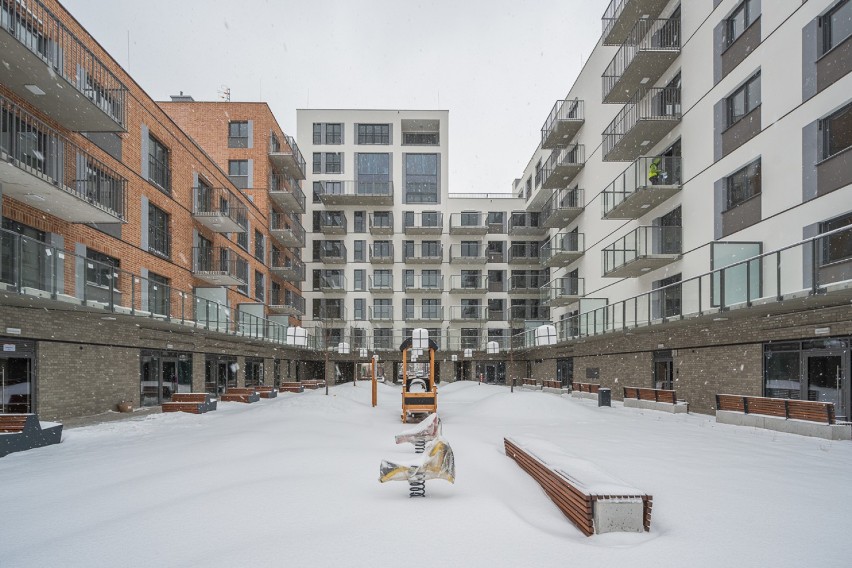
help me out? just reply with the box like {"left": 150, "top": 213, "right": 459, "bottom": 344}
{"left": 1, "top": 382, "right": 851, "bottom": 568}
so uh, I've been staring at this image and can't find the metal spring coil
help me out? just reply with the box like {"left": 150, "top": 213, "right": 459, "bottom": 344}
{"left": 414, "top": 440, "right": 426, "bottom": 454}
{"left": 409, "top": 475, "right": 426, "bottom": 498}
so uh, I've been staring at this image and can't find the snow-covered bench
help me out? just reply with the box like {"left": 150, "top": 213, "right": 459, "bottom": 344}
{"left": 521, "top": 378, "right": 540, "bottom": 390}
{"left": 622, "top": 387, "right": 688, "bottom": 413}
{"left": 162, "top": 393, "right": 217, "bottom": 414}
{"left": 0, "top": 414, "right": 63, "bottom": 458}
{"left": 571, "top": 382, "right": 600, "bottom": 401}
{"left": 279, "top": 382, "right": 304, "bottom": 393}
{"left": 301, "top": 380, "right": 326, "bottom": 390}
{"left": 219, "top": 388, "right": 260, "bottom": 403}
{"left": 504, "top": 437, "right": 652, "bottom": 536}
{"left": 255, "top": 386, "right": 278, "bottom": 399}
{"left": 715, "top": 394, "right": 849, "bottom": 440}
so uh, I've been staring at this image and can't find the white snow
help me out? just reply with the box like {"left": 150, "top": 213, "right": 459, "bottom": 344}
{"left": 1, "top": 381, "right": 851, "bottom": 567}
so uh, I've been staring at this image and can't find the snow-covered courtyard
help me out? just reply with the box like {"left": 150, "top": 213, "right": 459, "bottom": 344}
{"left": 1, "top": 381, "right": 851, "bottom": 567}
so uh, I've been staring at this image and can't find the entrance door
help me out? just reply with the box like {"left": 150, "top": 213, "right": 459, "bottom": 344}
{"left": 653, "top": 350, "right": 674, "bottom": 390}
{"left": 1, "top": 357, "right": 33, "bottom": 413}
{"left": 804, "top": 352, "right": 848, "bottom": 421}
{"left": 161, "top": 359, "right": 178, "bottom": 401}
{"left": 485, "top": 364, "right": 496, "bottom": 384}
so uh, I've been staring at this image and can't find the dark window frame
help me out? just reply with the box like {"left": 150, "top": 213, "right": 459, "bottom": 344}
{"left": 821, "top": 0, "right": 852, "bottom": 55}
{"left": 357, "top": 123, "right": 391, "bottom": 145}
{"left": 147, "top": 134, "right": 171, "bottom": 193}
{"left": 147, "top": 203, "right": 171, "bottom": 258}
{"left": 228, "top": 121, "right": 249, "bottom": 148}
{"left": 726, "top": 72, "right": 761, "bottom": 127}
{"left": 820, "top": 101, "right": 852, "bottom": 160}
{"left": 724, "top": 159, "right": 762, "bottom": 211}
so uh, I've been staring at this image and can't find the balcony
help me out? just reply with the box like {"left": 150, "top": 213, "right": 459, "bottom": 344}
{"left": 268, "top": 173, "right": 306, "bottom": 213}
{"left": 541, "top": 277, "right": 585, "bottom": 308}
{"left": 317, "top": 242, "right": 347, "bottom": 264}
{"left": 449, "top": 245, "right": 487, "bottom": 264}
{"left": 317, "top": 272, "right": 346, "bottom": 295}
{"left": 270, "top": 252, "right": 305, "bottom": 282}
{"left": 369, "top": 213, "right": 394, "bottom": 235}
{"left": 541, "top": 188, "right": 584, "bottom": 229}
{"left": 450, "top": 275, "right": 488, "bottom": 293}
{"left": 269, "top": 212, "right": 306, "bottom": 248}
{"left": 268, "top": 134, "right": 306, "bottom": 180}
{"left": 268, "top": 290, "right": 305, "bottom": 317}
{"left": 603, "top": 156, "right": 683, "bottom": 219}
{"left": 317, "top": 180, "right": 393, "bottom": 206}
{"left": 602, "top": 226, "right": 682, "bottom": 277}
{"left": 369, "top": 243, "right": 394, "bottom": 264}
{"left": 403, "top": 306, "right": 445, "bottom": 322}
{"left": 192, "top": 186, "right": 247, "bottom": 233}
{"left": 540, "top": 231, "right": 585, "bottom": 267}
{"left": 0, "top": 96, "right": 126, "bottom": 223}
{"left": 509, "top": 305, "right": 550, "bottom": 323}
{"left": 541, "top": 99, "right": 585, "bottom": 149}
{"left": 449, "top": 213, "right": 488, "bottom": 235}
{"left": 508, "top": 245, "right": 541, "bottom": 265}
{"left": 540, "top": 145, "right": 585, "bottom": 189}
{"left": 404, "top": 275, "right": 444, "bottom": 293}
{"left": 404, "top": 245, "right": 443, "bottom": 264}
{"left": 603, "top": 86, "right": 681, "bottom": 162}
{"left": 317, "top": 212, "right": 347, "bottom": 235}
{"left": 508, "top": 274, "right": 548, "bottom": 295}
{"left": 369, "top": 305, "right": 394, "bottom": 322}
{"left": 369, "top": 276, "right": 394, "bottom": 293}
{"left": 602, "top": 0, "right": 672, "bottom": 46}
{"left": 192, "top": 248, "right": 246, "bottom": 286}
{"left": 314, "top": 304, "right": 346, "bottom": 322}
{"left": 403, "top": 212, "right": 443, "bottom": 235}
{"left": 0, "top": 0, "right": 126, "bottom": 132}
{"left": 450, "top": 305, "right": 488, "bottom": 322}
{"left": 508, "top": 212, "right": 546, "bottom": 236}
{"left": 602, "top": 18, "right": 681, "bottom": 104}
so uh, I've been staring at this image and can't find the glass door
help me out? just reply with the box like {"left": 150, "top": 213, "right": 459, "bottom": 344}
{"left": 140, "top": 354, "right": 160, "bottom": 407}
{"left": 161, "top": 359, "right": 178, "bottom": 402}
{"left": 653, "top": 350, "right": 674, "bottom": 390}
{"left": 804, "top": 352, "right": 848, "bottom": 420}
{"left": 1, "top": 357, "right": 32, "bottom": 413}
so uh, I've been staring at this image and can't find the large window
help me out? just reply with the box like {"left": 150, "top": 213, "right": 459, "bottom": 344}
{"left": 405, "top": 154, "right": 439, "bottom": 203}
{"left": 148, "top": 272, "right": 170, "bottom": 316}
{"left": 228, "top": 160, "right": 249, "bottom": 189}
{"left": 255, "top": 270, "right": 265, "bottom": 301}
{"left": 254, "top": 230, "right": 264, "bottom": 261}
{"left": 356, "top": 153, "right": 390, "bottom": 194}
{"left": 820, "top": 212, "right": 852, "bottom": 265}
{"left": 148, "top": 203, "right": 170, "bottom": 258}
{"left": 727, "top": 72, "right": 760, "bottom": 127}
{"left": 86, "top": 249, "right": 119, "bottom": 290}
{"left": 228, "top": 121, "right": 249, "bottom": 148}
{"left": 403, "top": 132, "right": 438, "bottom": 145}
{"left": 822, "top": 0, "right": 852, "bottom": 54}
{"left": 312, "top": 152, "right": 342, "bottom": 174}
{"left": 148, "top": 134, "right": 170, "bottom": 193}
{"left": 236, "top": 256, "right": 249, "bottom": 295}
{"left": 726, "top": 0, "right": 759, "bottom": 47}
{"left": 357, "top": 124, "right": 390, "bottom": 145}
{"left": 820, "top": 102, "right": 852, "bottom": 160}
{"left": 313, "top": 123, "right": 343, "bottom": 145}
{"left": 373, "top": 269, "right": 392, "bottom": 288}
{"left": 725, "top": 159, "right": 761, "bottom": 210}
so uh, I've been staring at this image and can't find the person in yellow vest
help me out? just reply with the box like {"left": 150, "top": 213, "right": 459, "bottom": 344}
{"left": 648, "top": 157, "right": 662, "bottom": 185}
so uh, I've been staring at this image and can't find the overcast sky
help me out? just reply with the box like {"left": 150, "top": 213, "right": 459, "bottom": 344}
{"left": 63, "top": 0, "right": 608, "bottom": 194}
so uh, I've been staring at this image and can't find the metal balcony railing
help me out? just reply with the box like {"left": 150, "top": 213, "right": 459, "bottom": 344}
{"left": 369, "top": 305, "right": 394, "bottom": 321}
{"left": 403, "top": 211, "right": 443, "bottom": 233}
{"left": 603, "top": 86, "right": 681, "bottom": 161}
{"left": 541, "top": 99, "right": 584, "bottom": 149}
{"left": 368, "top": 275, "right": 394, "bottom": 292}
{"left": 0, "top": 0, "right": 127, "bottom": 128}
{"left": 508, "top": 212, "right": 545, "bottom": 235}
{"left": 268, "top": 134, "right": 306, "bottom": 179}
{"left": 269, "top": 289, "right": 305, "bottom": 316}
{"left": 540, "top": 231, "right": 585, "bottom": 267}
{"left": 369, "top": 243, "right": 394, "bottom": 263}
{"left": 369, "top": 212, "right": 394, "bottom": 234}
{"left": 508, "top": 274, "right": 549, "bottom": 293}
{"left": 270, "top": 211, "right": 306, "bottom": 248}
{"left": 270, "top": 250, "right": 305, "bottom": 281}
{"left": 192, "top": 247, "right": 244, "bottom": 282}
{"left": 508, "top": 244, "right": 541, "bottom": 264}
{"left": 317, "top": 272, "right": 346, "bottom": 293}
{"left": 318, "top": 180, "right": 394, "bottom": 200}
{"left": 450, "top": 305, "right": 488, "bottom": 321}
{"left": 269, "top": 173, "right": 306, "bottom": 213}
{"left": 602, "top": 0, "right": 671, "bottom": 46}
{"left": 0, "top": 95, "right": 127, "bottom": 222}
{"left": 602, "top": 226, "right": 682, "bottom": 277}
{"left": 403, "top": 275, "right": 445, "bottom": 292}
{"left": 193, "top": 186, "right": 248, "bottom": 232}
{"left": 317, "top": 211, "right": 347, "bottom": 234}
{"left": 403, "top": 244, "right": 443, "bottom": 263}
{"left": 540, "top": 188, "right": 585, "bottom": 229}
{"left": 318, "top": 242, "right": 347, "bottom": 263}
{"left": 541, "top": 277, "right": 585, "bottom": 307}
{"left": 450, "top": 274, "right": 488, "bottom": 292}
{"left": 449, "top": 212, "right": 488, "bottom": 234}
{"left": 540, "top": 144, "right": 585, "bottom": 189}
{"left": 403, "top": 305, "right": 445, "bottom": 321}
{"left": 449, "top": 245, "right": 487, "bottom": 263}
{"left": 314, "top": 304, "right": 347, "bottom": 321}
{"left": 602, "top": 156, "right": 683, "bottom": 219}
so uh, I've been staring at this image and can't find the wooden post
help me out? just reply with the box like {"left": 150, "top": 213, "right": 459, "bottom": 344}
{"left": 371, "top": 358, "right": 377, "bottom": 407}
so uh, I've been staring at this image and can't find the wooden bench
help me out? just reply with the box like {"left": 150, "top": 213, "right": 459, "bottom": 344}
{"left": 521, "top": 378, "right": 538, "bottom": 388}
{"left": 219, "top": 388, "right": 260, "bottom": 403}
{"left": 715, "top": 394, "right": 848, "bottom": 440}
{"left": 301, "top": 380, "right": 326, "bottom": 390}
{"left": 255, "top": 386, "right": 278, "bottom": 399}
{"left": 504, "top": 437, "right": 652, "bottom": 536}
{"left": 542, "top": 379, "right": 564, "bottom": 390}
{"left": 279, "top": 382, "right": 304, "bottom": 393}
{"left": 716, "top": 394, "right": 835, "bottom": 423}
{"left": 0, "top": 414, "right": 63, "bottom": 458}
{"left": 574, "top": 382, "right": 600, "bottom": 393}
{"left": 162, "top": 393, "right": 217, "bottom": 414}
{"left": 622, "top": 387, "right": 687, "bottom": 413}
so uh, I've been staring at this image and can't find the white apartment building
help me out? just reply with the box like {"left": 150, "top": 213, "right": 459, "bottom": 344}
{"left": 298, "top": 0, "right": 852, "bottom": 414}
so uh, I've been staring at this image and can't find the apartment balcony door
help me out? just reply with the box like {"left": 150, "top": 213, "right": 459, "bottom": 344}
{"left": 804, "top": 351, "right": 848, "bottom": 421}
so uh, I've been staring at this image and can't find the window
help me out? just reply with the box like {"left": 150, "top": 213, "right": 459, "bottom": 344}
{"left": 405, "top": 154, "right": 439, "bottom": 203}
{"left": 86, "top": 250, "right": 119, "bottom": 289}
{"left": 357, "top": 153, "right": 390, "bottom": 194}
{"left": 460, "top": 211, "right": 482, "bottom": 227}
{"left": 148, "top": 203, "right": 170, "bottom": 258}
{"left": 373, "top": 298, "right": 392, "bottom": 319}
{"left": 357, "top": 124, "right": 390, "bottom": 144}
{"left": 313, "top": 123, "right": 343, "bottom": 145}
{"left": 354, "top": 240, "right": 365, "bottom": 262}
{"left": 236, "top": 256, "right": 249, "bottom": 294}
{"left": 726, "top": 0, "right": 759, "bottom": 47}
{"left": 148, "top": 134, "right": 170, "bottom": 192}
{"left": 725, "top": 160, "right": 761, "bottom": 210}
{"left": 373, "top": 269, "right": 392, "bottom": 288}
{"left": 314, "top": 152, "right": 343, "bottom": 174}
{"left": 82, "top": 161, "right": 123, "bottom": 215}
{"left": 820, "top": 212, "right": 852, "bottom": 265}
{"left": 487, "top": 241, "right": 505, "bottom": 262}
{"left": 271, "top": 281, "right": 282, "bottom": 305}
{"left": 403, "top": 132, "right": 438, "bottom": 145}
{"left": 229, "top": 160, "right": 249, "bottom": 189}
{"left": 354, "top": 211, "right": 366, "bottom": 232}
{"left": 312, "top": 153, "right": 322, "bottom": 174}
{"left": 228, "top": 121, "right": 249, "bottom": 148}
{"left": 254, "top": 230, "right": 264, "bottom": 261}
{"left": 487, "top": 211, "right": 504, "bottom": 227}
{"left": 255, "top": 270, "right": 265, "bottom": 301}
{"left": 822, "top": 0, "right": 852, "bottom": 54}
{"left": 236, "top": 226, "right": 249, "bottom": 251}
{"left": 422, "top": 240, "right": 441, "bottom": 257}
{"left": 354, "top": 269, "right": 365, "bottom": 291}
{"left": 821, "top": 102, "right": 852, "bottom": 159}
{"left": 727, "top": 72, "right": 761, "bottom": 127}
{"left": 147, "top": 272, "right": 170, "bottom": 316}
{"left": 372, "top": 211, "right": 392, "bottom": 229}
{"left": 312, "top": 181, "right": 322, "bottom": 203}
{"left": 460, "top": 241, "right": 481, "bottom": 257}
{"left": 354, "top": 298, "right": 365, "bottom": 320}
{"left": 422, "top": 269, "right": 440, "bottom": 289}
{"left": 422, "top": 211, "right": 440, "bottom": 227}
{"left": 423, "top": 298, "right": 441, "bottom": 319}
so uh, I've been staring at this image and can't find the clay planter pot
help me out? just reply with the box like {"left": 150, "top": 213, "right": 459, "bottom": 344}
{"left": 117, "top": 402, "right": 133, "bottom": 413}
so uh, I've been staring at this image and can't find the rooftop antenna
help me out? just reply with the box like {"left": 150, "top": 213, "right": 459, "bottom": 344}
{"left": 218, "top": 85, "right": 231, "bottom": 102}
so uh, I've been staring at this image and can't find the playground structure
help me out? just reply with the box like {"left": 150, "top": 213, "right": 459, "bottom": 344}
{"left": 398, "top": 336, "right": 439, "bottom": 423}
{"left": 395, "top": 413, "right": 442, "bottom": 453}
{"left": 379, "top": 437, "right": 456, "bottom": 497}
